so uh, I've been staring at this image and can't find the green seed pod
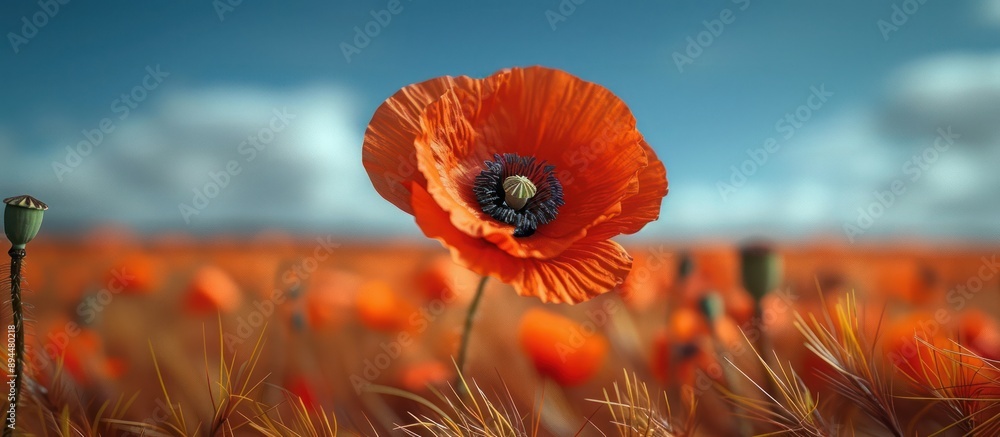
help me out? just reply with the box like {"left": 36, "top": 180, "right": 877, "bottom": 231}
{"left": 503, "top": 175, "right": 536, "bottom": 211}
{"left": 698, "top": 291, "right": 724, "bottom": 323}
{"left": 677, "top": 251, "right": 694, "bottom": 280}
{"left": 739, "top": 242, "right": 782, "bottom": 302}
{"left": 4, "top": 195, "right": 48, "bottom": 249}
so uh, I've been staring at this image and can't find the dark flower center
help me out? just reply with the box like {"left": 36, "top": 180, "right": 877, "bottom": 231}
{"left": 473, "top": 153, "right": 564, "bottom": 238}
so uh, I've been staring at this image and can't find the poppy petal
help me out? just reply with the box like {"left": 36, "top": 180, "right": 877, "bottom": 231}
{"left": 516, "top": 238, "right": 633, "bottom": 303}
{"left": 586, "top": 139, "right": 668, "bottom": 240}
{"left": 415, "top": 67, "right": 648, "bottom": 259}
{"left": 411, "top": 183, "right": 523, "bottom": 284}
{"left": 363, "top": 75, "right": 477, "bottom": 214}
{"left": 413, "top": 182, "right": 632, "bottom": 303}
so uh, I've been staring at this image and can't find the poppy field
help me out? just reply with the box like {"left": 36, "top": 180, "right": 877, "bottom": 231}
{"left": 5, "top": 232, "right": 1000, "bottom": 435}
{"left": 5, "top": 3, "right": 1000, "bottom": 434}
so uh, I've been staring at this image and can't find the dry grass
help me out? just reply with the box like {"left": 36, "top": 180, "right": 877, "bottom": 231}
{"left": 720, "top": 334, "right": 833, "bottom": 436}
{"left": 591, "top": 371, "right": 694, "bottom": 437}
{"left": 793, "top": 291, "right": 904, "bottom": 436}
{"left": 369, "top": 373, "right": 538, "bottom": 437}
{"left": 899, "top": 338, "right": 1000, "bottom": 436}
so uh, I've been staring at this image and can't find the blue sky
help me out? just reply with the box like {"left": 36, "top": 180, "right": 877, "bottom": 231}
{"left": 2, "top": 1, "right": 999, "bottom": 242}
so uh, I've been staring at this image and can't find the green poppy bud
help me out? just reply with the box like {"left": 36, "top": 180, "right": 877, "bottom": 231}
{"left": 739, "top": 242, "right": 782, "bottom": 302}
{"left": 677, "top": 251, "right": 694, "bottom": 280}
{"left": 4, "top": 195, "right": 47, "bottom": 249}
{"left": 698, "top": 291, "right": 724, "bottom": 323}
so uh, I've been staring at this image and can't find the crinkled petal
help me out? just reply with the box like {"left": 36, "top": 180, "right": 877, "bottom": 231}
{"left": 412, "top": 183, "right": 633, "bottom": 304}
{"left": 587, "top": 139, "right": 668, "bottom": 240}
{"left": 362, "top": 75, "right": 477, "bottom": 213}
{"left": 415, "top": 66, "right": 647, "bottom": 259}
{"left": 514, "top": 239, "right": 633, "bottom": 304}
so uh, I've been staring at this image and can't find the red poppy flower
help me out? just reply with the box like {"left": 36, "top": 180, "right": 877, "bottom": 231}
{"left": 183, "top": 265, "right": 242, "bottom": 314}
{"left": 107, "top": 251, "right": 162, "bottom": 295}
{"left": 398, "top": 360, "right": 451, "bottom": 392}
{"left": 355, "top": 280, "right": 417, "bottom": 332}
{"left": 517, "top": 308, "right": 608, "bottom": 386}
{"left": 650, "top": 328, "right": 715, "bottom": 387}
{"left": 958, "top": 310, "right": 1000, "bottom": 361}
{"left": 305, "top": 269, "right": 360, "bottom": 330}
{"left": 363, "top": 66, "right": 668, "bottom": 303}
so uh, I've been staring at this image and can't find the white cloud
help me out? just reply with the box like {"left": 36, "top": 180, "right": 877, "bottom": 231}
{"left": 0, "top": 85, "right": 417, "bottom": 235}
{"left": 883, "top": 52, "right": 1000, "bottom": 142}
{"left": 6, "top": 52, "right": 1000, "bottom": 241}
{"left": 982, "top": 0, "right": 1000, "bottom": 26}
{"left": 655, "top": 51, "right": 1000, "bottom": 242}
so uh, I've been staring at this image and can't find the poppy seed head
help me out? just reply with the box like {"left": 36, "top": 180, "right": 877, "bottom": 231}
{"left": 473, "top": 153, "right": 564, "bottom": 238}
{"left": 4, "top": 195, "right": 47, "bottom": 248}
{"left": 502, "top": 175, "right": 537, "bottom": 210}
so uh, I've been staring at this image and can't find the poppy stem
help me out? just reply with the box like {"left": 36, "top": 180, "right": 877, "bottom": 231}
{"left": 455, "top": 275, "right": 489, "bottom": 394}
{"left": 708, "top": 325, "right": 753, "bottom": 437}
{"left": 753, "top": 304, "right": 779, "bottom": 399}
{"left": 4, "top": 247, "right": 25, "bottom": 437}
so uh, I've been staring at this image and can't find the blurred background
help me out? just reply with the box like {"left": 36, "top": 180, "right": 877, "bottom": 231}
{"left": 3, "top": 2, "right": 1000, "bottom": 434}
{"left": 1, "top": 0, "right": 998, "bottom": 242}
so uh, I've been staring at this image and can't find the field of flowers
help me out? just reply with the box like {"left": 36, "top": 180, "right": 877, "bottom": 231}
{"left": 8, "top": 231, "right": 999, "bottom": 435}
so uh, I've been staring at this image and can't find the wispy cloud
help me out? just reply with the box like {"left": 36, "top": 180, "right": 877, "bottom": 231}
{"left": 2, "top": 85, "right": 417, "bottom": 235}
{"left": 656, "top": 52, "right": 1000, "bottom": 242}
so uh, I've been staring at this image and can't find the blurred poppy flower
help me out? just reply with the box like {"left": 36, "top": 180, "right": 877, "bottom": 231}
{"left": 875, "top": 259, "right": 937, "bottom": 304}
{"left": 38, "top": 323, "right": 125, "bottom": 386}
{"left": 107, "top": 252, "right": 162, "bottom": 295}
{"left": 650, "top": 328, "right": 715, "bottom": 387}
{"left": 882, "top": 311, "right": 951, "bottom": 378}
{"left": 884, "top": 312, "right": 999, "bottom": 419}
{"left": 670, "top": 306, "right": 710, "bottom": 341}
{"left": 305, "top": 269, "right": 359, "bottom": 330}
{"left": 517, "top": 308, "right": 608, "bottom": 386}
{"left": 362, "top": 66, "right": 668, "bottom": 303}
{"left": 285, "top": 374, "right": 319, "bottom": 411}
{"left": 355, "top": 280, "right": 418, "bottom": 332}
{"left": 958, "top": 310, "right": 1000, "bottom": 360}
{"left": 399, "top": 360, "right": 451, "bottom": 392}
{"left": 183, "top": 266, "right": 242, "bottom": 314}
{"left": 416, "top": 256, "right": 459, "bottom": 301}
